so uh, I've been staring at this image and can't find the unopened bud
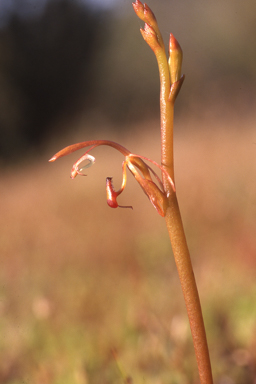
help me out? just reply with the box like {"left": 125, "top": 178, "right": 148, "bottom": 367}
{"left": 140, "top": 23, "right": 161, "bottom": 52}
{"left": 132, "top": 1, "right": 157, "bottom": 25}
{"left": 143, "top": 3, "right": 157, "bottom": 24}
{"left": 168, "top": 33, "right": 183, "bottom": 84}
{"left": 132, "top": 0, "right": 144, "bottom": 19}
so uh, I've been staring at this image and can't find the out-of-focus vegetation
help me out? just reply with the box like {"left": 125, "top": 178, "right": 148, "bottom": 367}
{"left": 1, "top": 1, "right": 256, "bottom": 383}
{"left": 0, "top": 0, "right": 256, "bottom": 160}
{"left": 0, "top": 0, "right": 104, "bottom": 159}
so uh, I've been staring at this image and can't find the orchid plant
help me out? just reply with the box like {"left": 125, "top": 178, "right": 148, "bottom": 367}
{"left": 49, "top": 1, "right": 214, "bottom": 383}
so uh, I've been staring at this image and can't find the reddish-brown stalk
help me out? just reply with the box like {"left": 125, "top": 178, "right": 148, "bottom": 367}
{"left": 133, "top": 1, "right": 213, "bottom": 383}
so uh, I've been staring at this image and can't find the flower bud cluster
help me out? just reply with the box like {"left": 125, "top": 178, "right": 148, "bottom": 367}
{"left": 133, "top": 0, "right": 184, "bottom": 101}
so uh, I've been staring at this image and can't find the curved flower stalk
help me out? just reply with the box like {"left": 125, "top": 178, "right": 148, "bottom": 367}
{"left": 49, "top": 140, "right": 175, "bottom": 217}
{"left": 50, "top": 2, "right": 213, "bottom": 383}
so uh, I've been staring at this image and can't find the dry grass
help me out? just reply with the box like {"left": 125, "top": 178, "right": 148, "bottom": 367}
{"left": 1, "top": 114, "right": 256, "bottom": 384}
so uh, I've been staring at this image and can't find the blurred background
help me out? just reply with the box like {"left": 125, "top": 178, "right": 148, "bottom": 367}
{"left": 1, "top": 0, "right": 256, "bottom": 383}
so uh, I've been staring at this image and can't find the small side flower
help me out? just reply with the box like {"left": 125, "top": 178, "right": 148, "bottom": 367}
{"left": 49, "top": 140, "right": 175, "bottom": 217}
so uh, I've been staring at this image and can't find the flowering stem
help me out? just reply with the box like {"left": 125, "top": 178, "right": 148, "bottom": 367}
{"left": 162, "top": 100, "right": 213, "bottom": 384}
{"left": 157, "top": 52, "right": 175, "bottom": 182}
{"left": 157, "top": 27, "right": 214, "bottom": 384}
{"left": 132, "top": 1, "right": 214, "bottom": 382}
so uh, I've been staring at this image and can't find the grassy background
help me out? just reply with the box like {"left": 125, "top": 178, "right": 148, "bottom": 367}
{"left": 1, "top": 113, "right": 256, "bottom": 384}
{"left": 1, "top": 1, "right": 256, "bottom": 382}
